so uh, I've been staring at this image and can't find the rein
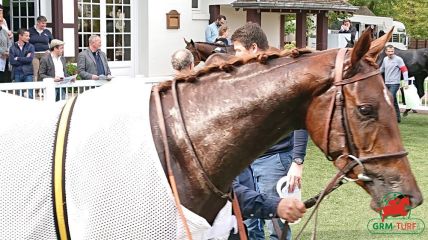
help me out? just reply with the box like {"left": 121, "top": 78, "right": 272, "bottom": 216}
{"left": 293, "top": 48, "right": 408, "bottom": 240}
{"left": 171, "top": 79, "right": 231, "bottom": 200}
{"left": 153, "top": 86, "right": 193, "bottom": 240}
{"left": 154, "top": 80, "right": 244, "bottom": 239}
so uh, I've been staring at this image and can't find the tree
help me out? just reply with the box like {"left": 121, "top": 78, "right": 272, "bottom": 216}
{"left": 392, "top": 0, "right": 428, "bottom": 38}
{"left": 348, "top": 0, "right": 428, "bottom": 39}
{"left": 348, "top": 0, "right": 397, "bottom": 16}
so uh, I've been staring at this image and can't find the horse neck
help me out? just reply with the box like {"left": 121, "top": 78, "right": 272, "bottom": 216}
{"left": 196, "top": 43, "right": 215, "bottom": 60}
{"left": 151, "top": 50, "right": 336, "bottom": 221}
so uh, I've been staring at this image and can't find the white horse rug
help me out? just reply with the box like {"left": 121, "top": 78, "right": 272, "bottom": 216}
{"left": 0, "top": 80, "right": 234, "bottom": 239}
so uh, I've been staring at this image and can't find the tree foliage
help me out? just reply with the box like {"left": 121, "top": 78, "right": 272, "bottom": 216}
{"left": 392, "top": 0, "right": 428, "bottom": 38}
{"left": 348, "top": 0, "right": 428, "bottom": 38}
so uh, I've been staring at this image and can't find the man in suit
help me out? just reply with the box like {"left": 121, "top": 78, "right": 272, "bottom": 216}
{"left": 77, "top": 35, "right": 111, "bottom": 80}
{"left": 39, "top": 39, "right": 73, "bottom": 101}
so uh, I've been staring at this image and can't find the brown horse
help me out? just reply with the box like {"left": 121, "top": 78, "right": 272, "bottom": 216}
{"left": 184, "top": 39, "right": 235, "bottom": 65}
{"left": 153, "top": 29, "right": 422, "bottom": 224}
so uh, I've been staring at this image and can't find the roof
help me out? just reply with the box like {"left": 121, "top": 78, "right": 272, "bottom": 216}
{"left": 231, "top": 0, "right": 359, "bottom": 13}
{"left": 354, "top": 6, "right": 375, "bottom": 16}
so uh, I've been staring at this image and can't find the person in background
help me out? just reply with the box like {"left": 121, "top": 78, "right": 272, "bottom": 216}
{"left": 380, "top": 45, "right": 410, "bottom": 123}
{"left": 205, "top": 15, "right": 226, "bottom": 43}
{"left": 0, "top": 5, "right": 13, "bottom": 39}
{"left": 215, "top": 25, "right": 229, "bottom": 46}
{"left": 39, "top": 39, "right": 74, "bottom": 101}
{"left": 0, "top": 4, "right": 13, "bottom": 83}
{"left": 9, "top": 28, "right": 35, "bottom": 98}
{"left": 171, "top": 46, "right": 307, "bottom": 239}
{"left": 77, "top": 35, "right": 111, "bottom": 80}
{"left": 231, "top": 22, "right": 308, "bottom": 240}
{"left": 339, "top": 19, "right": 356, "bottom": 45}
{"left": 29, "top": 16, "right": 53, "bottom": 82}
{"left": 171, "top": 49, "right": 194, "bottom": 76}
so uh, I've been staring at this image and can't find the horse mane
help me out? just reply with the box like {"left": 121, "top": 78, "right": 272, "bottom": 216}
{"left": 195, "top": 41, "right": 230, "bottom": 47}
{"left": 158, "top": 48, "right": 313, "bottom": 91}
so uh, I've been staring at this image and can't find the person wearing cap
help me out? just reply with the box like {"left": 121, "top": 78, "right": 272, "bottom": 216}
{"left": 39, "top": 39, "right": 72, "bottom": 101}
{"left": 29, "top": 16, "right": 53, "bottom": 82}
{"left": 77, "top": 35, "right": 111, "bottom": 80}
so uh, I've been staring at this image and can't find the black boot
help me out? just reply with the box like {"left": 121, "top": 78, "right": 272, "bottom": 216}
{"left": 403, "top": 109, "right": 410, "bottom": 117}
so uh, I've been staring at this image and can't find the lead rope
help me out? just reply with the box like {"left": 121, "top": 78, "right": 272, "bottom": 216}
{"left": 295, "top": 49, "right": 349, "bottom": 240}
{"left": 231, "top": 193, "right": 248, "bottom": 240}
{"left": 295, "top": 171, "right": 345, "bottom": 240}
{"left": 153, "top": 86, "right": 193, "bottom": 240}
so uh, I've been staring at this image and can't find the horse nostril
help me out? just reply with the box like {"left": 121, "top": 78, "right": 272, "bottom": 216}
{"left": 410, "top": 194, "right": 424, "bottom": 208}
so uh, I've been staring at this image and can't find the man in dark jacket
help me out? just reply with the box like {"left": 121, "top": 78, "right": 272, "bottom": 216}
{"left": 9, "top": 28, "right": 35, "bottom": 98}
{"left": 29, "top": 16, "right": 53, "bottom": 82}
{"left": 231, "top": 23, "right": 308, "bottom": 240}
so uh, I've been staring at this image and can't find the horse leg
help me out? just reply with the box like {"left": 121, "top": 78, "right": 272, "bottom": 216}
{"left": 414, "top": 73, "right": 427, "bottom": 98}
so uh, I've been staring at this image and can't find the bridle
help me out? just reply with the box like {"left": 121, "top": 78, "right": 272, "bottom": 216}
{"left": 292, "top": 48, "right": 408, "bottom": 239}
{"left": 153, "top": 78, "right": 234, "bottom": 240}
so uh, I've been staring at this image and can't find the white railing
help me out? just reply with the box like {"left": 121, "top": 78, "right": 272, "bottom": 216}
{"left": 1, "top": 76, "right": 427, "bottom": 110}
{"left": 0, "top": 78, "right": 109, "bottom": 103}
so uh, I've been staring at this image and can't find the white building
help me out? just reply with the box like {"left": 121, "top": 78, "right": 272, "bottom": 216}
{"left": 0, "top": 0, "right": 356, "bottom": 79}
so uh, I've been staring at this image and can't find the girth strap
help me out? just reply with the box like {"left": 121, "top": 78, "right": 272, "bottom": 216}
{"left": 52, "top": 96, "right": 78, "bottom": 240}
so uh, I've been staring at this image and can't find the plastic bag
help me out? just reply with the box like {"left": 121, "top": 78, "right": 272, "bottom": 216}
{"left": 403, "top": 84, "right": 421, "bottom": 109}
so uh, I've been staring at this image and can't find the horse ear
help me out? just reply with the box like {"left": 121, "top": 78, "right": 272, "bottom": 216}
{"left": 367, "top": 27, "right": 394, "bottom": 61}
{"left": 350, "top": 28, "right": 372, "bottom": 66}
{"left": 184, "top": 38, "right": 190, "bottom": 45}
{"left": 190, "top": 39, "right": 195, "bottom": 47}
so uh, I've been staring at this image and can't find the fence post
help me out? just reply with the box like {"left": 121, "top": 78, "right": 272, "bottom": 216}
{"left": 43, "top": 78, "right": 56, "bottom": 103}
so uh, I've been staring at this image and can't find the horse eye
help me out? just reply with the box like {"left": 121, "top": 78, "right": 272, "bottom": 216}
{"left": 358, "top": 105, "right": 374, "bottom": 116}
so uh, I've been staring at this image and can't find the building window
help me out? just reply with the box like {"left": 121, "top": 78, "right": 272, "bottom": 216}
{"left": 10, "top": 0, "right": 37, "bottom": 33}
{"left": 192, "top": 0, "right": 199, "bottom": 9}
{"left": 78, "top": 0, "right": 131, "bottom": 62}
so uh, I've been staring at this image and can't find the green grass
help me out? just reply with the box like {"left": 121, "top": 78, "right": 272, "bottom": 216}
{"left": 290, "top": 113, "right": 428, "bottom": 240}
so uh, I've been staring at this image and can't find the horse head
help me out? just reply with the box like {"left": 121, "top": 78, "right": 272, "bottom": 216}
{"left": 184, "top": 38, "right": 203, "bottom": 66}
{"left": 306, "top": 29, "right": 423, "bottom": 210}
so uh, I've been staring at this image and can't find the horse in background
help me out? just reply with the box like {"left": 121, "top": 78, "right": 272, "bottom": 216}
{"left": 377, "top": 47, "right": 428, "bottom": 98}
{"left": 345, "top": 37, "right": 354, "bottom": 48}
{"left": 184, "top": 38, "right": 281, "bottom": 65}
{"left": 184, "top": 39, "right": 235, "bottom": 65}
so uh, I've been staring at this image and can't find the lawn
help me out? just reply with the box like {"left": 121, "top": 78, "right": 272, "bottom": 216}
{"left": 291, "top": 113, "right": 428, "bottom": 240}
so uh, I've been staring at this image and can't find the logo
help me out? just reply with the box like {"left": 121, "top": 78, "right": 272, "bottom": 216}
{"left": 367, "top": 192, "right": 425, "bottom": 234}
